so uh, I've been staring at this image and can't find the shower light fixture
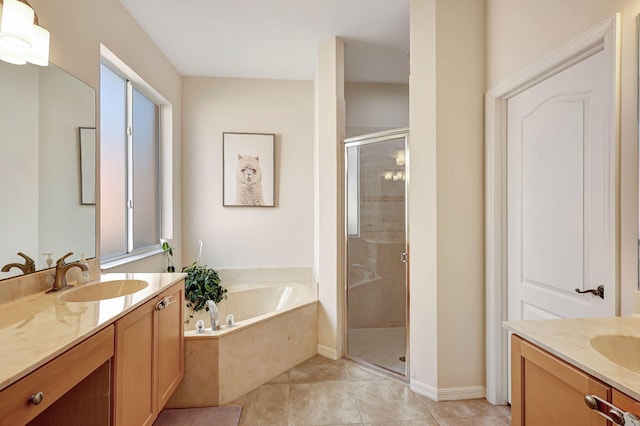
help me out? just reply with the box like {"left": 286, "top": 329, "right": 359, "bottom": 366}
{"left": 0, "top": 0, "right": 50, "bottom": 66}
{"left": 384, "top": 170, "right": 394, "bottom": 181}
{"left": 395, "top": 150, "right": 406, "bottom": 166}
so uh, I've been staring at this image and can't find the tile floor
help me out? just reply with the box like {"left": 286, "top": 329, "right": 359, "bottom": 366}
{"left": 348, "top": 327, "right": 406, "bottom": 375}
{"left": 235, "top": 355, "right": 511, "bottom": 425}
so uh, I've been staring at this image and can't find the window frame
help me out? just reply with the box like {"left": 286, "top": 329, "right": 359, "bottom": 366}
{"left": 99, "top": 45, "right": 172, "bottom": 269}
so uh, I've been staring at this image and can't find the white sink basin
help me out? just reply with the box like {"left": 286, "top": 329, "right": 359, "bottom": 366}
{"left": 590, "top": 334, "right": 640, "bottom": 374}
{"left": 60, "top": 280, "right": 149, "bottom": 302}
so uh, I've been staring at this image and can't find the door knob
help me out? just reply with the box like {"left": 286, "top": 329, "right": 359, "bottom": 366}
{"left": 574, "top": 285, "right": 604, "bottom": 299}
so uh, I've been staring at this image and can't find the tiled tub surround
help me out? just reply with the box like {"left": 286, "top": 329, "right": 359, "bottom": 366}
{"left": 166, "top": 268, "right": 318, "bottom": 408}
{"left": 504, "top": 315, "right": 640, "bottom": 401}
{"left": 0, "top": 271, "right": 186, "bottom": 391}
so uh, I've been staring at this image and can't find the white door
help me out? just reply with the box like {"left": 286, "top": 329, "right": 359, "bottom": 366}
{"left": 507, "top": 49, "right": 616, "bottom": 322}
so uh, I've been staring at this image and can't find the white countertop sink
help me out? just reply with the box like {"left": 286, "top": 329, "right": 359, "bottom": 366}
{"left": 59, "top": 279, "right": 149, "bottom": 302}
{"left": 590, "top": 334, "right": 640, "bottom": 374}
{"left": 504, "top": 316, "right": 640, "bottom": 401}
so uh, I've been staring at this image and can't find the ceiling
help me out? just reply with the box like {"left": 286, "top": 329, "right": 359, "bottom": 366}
{"left": 118, "top": 0, "right": 410, "bottom": 83}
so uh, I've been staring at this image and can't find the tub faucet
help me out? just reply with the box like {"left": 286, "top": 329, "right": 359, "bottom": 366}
{"left": 206, "top": 300, "right": 221, "bottom": 330}
{"left": 1, "top": 252, "right": 36, "bottom": 275}
{"left": 47, "top": 252, "right": 88, "bottom": 294}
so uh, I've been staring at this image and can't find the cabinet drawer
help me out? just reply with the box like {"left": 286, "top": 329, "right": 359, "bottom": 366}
{"left": 0, "top": 325, "right": 114, "bottom": 426}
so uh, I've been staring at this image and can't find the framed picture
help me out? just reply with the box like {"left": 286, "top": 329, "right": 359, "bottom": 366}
{"left": 223, "top": 132, "right": 275, "bottom": 207}
{"left": 79, "top": 127, "right": 96, "bottom": 205}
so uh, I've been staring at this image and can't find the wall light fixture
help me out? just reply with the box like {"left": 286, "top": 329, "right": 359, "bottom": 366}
{"left": 0, "top": 0, "right": 49, "bottom": 66}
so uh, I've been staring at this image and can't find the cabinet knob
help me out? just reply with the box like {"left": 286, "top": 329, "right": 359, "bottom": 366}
{"left": 584, "top": 395, "right": 598, "bottom": 409}
{"left": 156, "top": 296, "right": 174, "bottom": 311}
{"left": 609, "top": 408, "right": 624, "bottom": 425}
{"left": 584, "top": 394, "right": 627, "bottom": 425}
{"left": 29, "top": 391, "right": 44, "bottom": 406}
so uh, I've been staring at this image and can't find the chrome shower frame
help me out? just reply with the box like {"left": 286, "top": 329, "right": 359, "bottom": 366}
{"left": 342, "top": 127, "right": 410, "bottom": 380}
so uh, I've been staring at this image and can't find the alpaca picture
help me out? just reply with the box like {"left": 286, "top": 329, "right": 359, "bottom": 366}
{"left": 235, "top": 154, "right": 264, "bottom": 206}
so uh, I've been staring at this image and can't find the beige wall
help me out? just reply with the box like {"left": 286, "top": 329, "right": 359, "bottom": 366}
{"left": 486, "top": 0, "right": 639, "bottom": 314}
{"left": 409, "top": 0, "right": 439, "bottom": 391}
{"left": 435, "top": 0, "right": 486, "bottom": 391}
{"left": 30, "top": 0, "right": 183, "bottom": 273}
{"left": 409, "top": 0, "right": 485, "bottom": 397}
{"left": 345, "top": 82, "right": 409, "bottom": 138}
{"left": 315, "top": 37, "right": 345, "bottom": 359}
{"left": 181, "top": 77, "right": 314, "bottom": 268}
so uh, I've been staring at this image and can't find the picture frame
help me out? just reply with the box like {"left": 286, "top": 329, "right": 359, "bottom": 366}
{"left": 223, "top": 132, "right": 275, "bottom": 207}
{"left": 79, "top": 127, "right": 96, "bottom": 205}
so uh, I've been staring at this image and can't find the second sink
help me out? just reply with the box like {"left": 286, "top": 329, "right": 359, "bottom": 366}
{"left": 590, "top": 334, "right": 640, "bottom": 374}
{"left": 60, "top": 280, "right": 149, "bottom": 302}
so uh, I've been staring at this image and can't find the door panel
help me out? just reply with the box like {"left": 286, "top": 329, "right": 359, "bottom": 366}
{"left": 507, "top": 50, "right": 614, "bottom": 321}
{"left": 344, "top": 132, "right": 408, "bottom": 377}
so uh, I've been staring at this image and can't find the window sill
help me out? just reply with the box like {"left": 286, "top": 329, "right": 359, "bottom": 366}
{"left": 100, "top": 247, "right": 164, "bottom": 270}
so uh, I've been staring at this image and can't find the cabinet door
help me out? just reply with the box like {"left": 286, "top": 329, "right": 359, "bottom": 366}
{"left": 511, "top": 335, "right": 611, "bottom": 426}
{"left": 613, "top": 389, "right": 640, "bottom": 417}
{"left": 114, "top": 299, "right": 156, "bottom": 426}
{"left": 156, "top": 281, "right": 185, "bottom": 410}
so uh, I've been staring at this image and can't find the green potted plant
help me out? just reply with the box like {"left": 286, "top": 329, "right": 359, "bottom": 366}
{"left": 161, "top": 239, "right": 175, "bottom": 272}
{"left": 182, "top": 262, "right": 227, "bottom": 322}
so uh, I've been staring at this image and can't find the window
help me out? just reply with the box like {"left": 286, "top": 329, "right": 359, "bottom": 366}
{"left": 100, "top": 61, "right": 161, "bottom": 263}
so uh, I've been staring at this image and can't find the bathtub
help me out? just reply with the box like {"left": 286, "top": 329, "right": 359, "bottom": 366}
{"left": 166, "top": 272, "right": 318, "bottom": 408}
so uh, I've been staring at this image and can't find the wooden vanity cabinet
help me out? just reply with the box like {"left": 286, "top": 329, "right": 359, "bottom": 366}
{"left": 612, "top": 389, "right": 640, "bottom": 417}
{"left": 511, "top": 334, "right": 611, "bottom": 425}
{"left": 0, "top": 325, "right": 114, "bottom": 426}
{"left": 156, "top": 281, "right": 185, "bottom": 409}
{"left": 113, "top": 280, "right": 184, "bottom": 426}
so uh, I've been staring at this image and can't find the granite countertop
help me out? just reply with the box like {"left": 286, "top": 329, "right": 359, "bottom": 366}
{"left": 504, "top": 315, "right": 640, "bottom": 401}
{"left": 0, "top": 272, "right": 186, "bottom": 391}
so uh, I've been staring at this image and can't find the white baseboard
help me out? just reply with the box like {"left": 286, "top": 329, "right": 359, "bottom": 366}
{"left": 410, "top": 380, "right": 438, "bottom": 401}
{"left": 317, "top": 344, "right": 339, "bottom": 360}
{"left": 438, "top": 386, "right": 486, "bottom": 401}
{"left": 410, "top": 379, "right": 486, "bottom": 402}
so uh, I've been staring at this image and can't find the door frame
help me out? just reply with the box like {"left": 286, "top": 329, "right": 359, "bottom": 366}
{"left": 485, "top": 14, "right": 620, "bottom": 405}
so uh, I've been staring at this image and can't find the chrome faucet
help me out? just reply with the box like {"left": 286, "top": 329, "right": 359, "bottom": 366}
{"left": 206, "top": 300, "right": 221, "bottom": 331}
{"left": 1, "top": 252, "right": 36, "bottom": 275}
{"left": 46, "top": 252, "right": 88, "bottom": 294}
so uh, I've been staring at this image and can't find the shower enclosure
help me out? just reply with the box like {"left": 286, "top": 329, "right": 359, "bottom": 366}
{"left": 344, "top": 128, "right": 409, "bottom": 377}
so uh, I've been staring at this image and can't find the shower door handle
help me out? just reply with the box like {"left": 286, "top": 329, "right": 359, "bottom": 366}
{"left": 401, "top": 252, "right": 409, "bottom": 263}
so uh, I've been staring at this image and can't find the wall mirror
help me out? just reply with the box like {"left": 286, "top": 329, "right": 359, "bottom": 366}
{"left": 0, "top": 61, "right": 96, "bottom": 280}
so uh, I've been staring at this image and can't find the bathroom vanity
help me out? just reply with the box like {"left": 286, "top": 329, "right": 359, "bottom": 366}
{"left": 505, "top": 316, "right": 640, "bottom": 425}
{"left": 0, "top": 272, "right": 185, "bottom": 426}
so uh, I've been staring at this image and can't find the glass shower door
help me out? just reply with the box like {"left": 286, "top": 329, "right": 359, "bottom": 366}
{"left": 344, "top": 129, "right": 408, "bottom": 377}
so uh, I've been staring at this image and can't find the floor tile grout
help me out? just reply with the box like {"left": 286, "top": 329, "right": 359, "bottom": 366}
{"left": 239, "top": 355, "right": 510, "bottom": 425}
